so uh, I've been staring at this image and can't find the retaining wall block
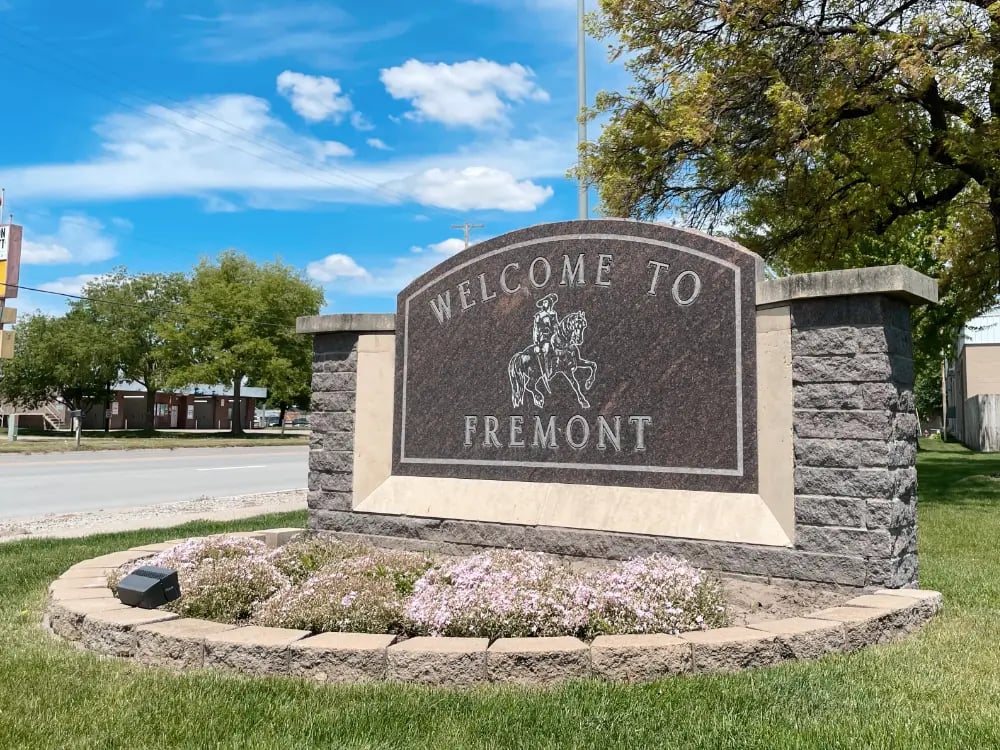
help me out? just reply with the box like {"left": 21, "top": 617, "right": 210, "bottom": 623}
{"left": 680, "top": 627, "right": 787, "bottom": 673}
{"left": 47, "top": 598, "right": 130, "bottom": 642}
{"left": 80, "top": 608, "right": 179, "bottom": 658}
{"left": 387, "top": 637, "right": 489, "bottom": 686}
{"left": 48, "top": 577, "right": 114, "bottom": 596}
{"left": 261, "top": 528, "right": 306, "bottom": 548}
{"left": 746, "top": 617, "right": 847, "bottom": 659}
{"left": 203, "top": 626, "right": 311, "bottom": 675}
{"left": 486, "top": 636, "right": 590, "bottom": 685}
{"left": 135, "top": 618, "right": 240, "bottom": 668}
{"left": 808, "top": 600, "right": 929, "bottom": 650}
{"left": 289, "top": 632, "right": 397, "bottom": 683}
{"left": 70, "top": 551, "right": 151, "bottom": 570}
{"left": 589, "top": 634, "right": 692, "bottom": 683}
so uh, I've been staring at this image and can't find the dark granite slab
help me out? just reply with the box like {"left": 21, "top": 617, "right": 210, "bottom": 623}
{"left": 392, "top": 219, "right": 760, "bottom": 493}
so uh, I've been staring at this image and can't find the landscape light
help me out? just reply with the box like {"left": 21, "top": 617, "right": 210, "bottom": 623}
{"left": 116, "top": 566, "right": 181, "bottom": 609}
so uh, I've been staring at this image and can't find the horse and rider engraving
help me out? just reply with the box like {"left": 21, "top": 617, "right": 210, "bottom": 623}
{"left": 508, "top": 293, "right": 597, "bottom": 410}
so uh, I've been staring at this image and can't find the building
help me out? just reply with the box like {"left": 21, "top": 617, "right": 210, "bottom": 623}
{"left": 1, "top": 382, "right": 266, "bottom": 432}
{"left": 947, "top": 303, "right": 1000, "bottom": 451}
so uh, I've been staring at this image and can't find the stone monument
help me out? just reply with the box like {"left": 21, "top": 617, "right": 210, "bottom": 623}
{"left": 298, "top": 219, "right": 937, "bottom": 588}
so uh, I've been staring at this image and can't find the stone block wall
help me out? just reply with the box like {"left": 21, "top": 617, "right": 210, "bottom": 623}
{"left": 307, "top": 332, "right": 359, "bottom": 516}
{"left": 791, "top": 296, "right": 918, "bottom": 587}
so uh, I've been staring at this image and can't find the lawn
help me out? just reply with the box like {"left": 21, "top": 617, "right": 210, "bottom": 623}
{"left": 0, "top": 440, "right": 997, "bottom": 748}
{"left": 0, "top": 430, "right": 308, "bottom": 454}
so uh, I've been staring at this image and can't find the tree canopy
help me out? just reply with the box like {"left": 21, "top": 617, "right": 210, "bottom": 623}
{"left": 70, "top": 270, "right": 189, "bottom": 428}
{"left": 165, "top": 251, "right": 323, "bottom": 435}
{"left": 584, "top": 0, "right": 1000, "bottom": 350}
{"left": 0, "top": 312, "right": 119, "bottom": 414}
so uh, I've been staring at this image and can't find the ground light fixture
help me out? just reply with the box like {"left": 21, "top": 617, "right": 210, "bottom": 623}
{"left": 116, "top": 566, "right": 181, "bottom": 609}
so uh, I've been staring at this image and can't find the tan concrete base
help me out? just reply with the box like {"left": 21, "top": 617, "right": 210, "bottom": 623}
{"left": 44, "top": 530, "right": 944, "bottom": 687}
{"left": 357, "top": 475, "right": 793, "bottom": 547}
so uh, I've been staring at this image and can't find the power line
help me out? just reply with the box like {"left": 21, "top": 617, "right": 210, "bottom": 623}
{"left": 6, "top": 282, "right": 299, "bottom": 334}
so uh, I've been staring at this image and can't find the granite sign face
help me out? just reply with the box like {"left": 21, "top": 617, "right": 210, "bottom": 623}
{"left": 392, "top": 220, "right": 760, "bottom": 493}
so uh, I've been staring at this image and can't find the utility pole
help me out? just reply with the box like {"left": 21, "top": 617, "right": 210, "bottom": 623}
{"left": 577, "top": 0, "right": 588, "bottom": 220}
{"left": 451, "top": 222, "right": 484, "bottom": 249}
{"left": 941, "top": 357, "right": 949, "bottom": 442}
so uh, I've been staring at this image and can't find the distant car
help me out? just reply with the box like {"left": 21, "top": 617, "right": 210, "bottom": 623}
{"left": 266, "top": 416, "right": 282, "bottom": 427}
{"left": 290, "top": 417, "right": 309, "bottom": 427}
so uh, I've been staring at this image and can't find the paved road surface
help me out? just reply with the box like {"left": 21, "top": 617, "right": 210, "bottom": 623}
{"left": 0, "top": 447, "right": 308, "bottom": 519}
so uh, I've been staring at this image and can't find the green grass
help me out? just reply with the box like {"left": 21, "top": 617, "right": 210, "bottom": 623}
{"left": 0, "top": 430, "right": 308, "bottom": 454}
{"left": 0, "top": 441, "right": 998, "bottom": 748}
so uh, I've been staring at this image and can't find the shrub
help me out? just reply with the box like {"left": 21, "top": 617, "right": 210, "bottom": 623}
{"left": 404, "top": 550, "right": 585, "bottom": 639}
{"left": 107, "top": 535, "right": 288, "bottom": 623}
{"left": 108, "top": 537, "right": 726, "bottom": 639}
{"left": 254, "top": 570, "right": 404, "bottom": 634}
{"left": 405, "top": 551, "right": 726, "bottom": 639}
{"left": 574, "top": 555, "right": 728, "bottom": 637}
{"left": 255, "top": 550, "right": 432, "bottom": 634}
{"left": 269, "top": 533, "right": 370, "bottom": 583}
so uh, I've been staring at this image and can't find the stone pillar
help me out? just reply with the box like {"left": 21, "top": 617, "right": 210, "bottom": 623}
{"left": 298, "top": 314, "right": 395, "bottom": 523}
{"left": 789, "top": 296, "right": 919, "bottom": 587}
{"left": 759, "top": 267, "right": 936, "bottom": 588}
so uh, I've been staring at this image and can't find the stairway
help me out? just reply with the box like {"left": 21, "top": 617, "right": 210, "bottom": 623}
{"left": 42, "top": 402, "right": 68, "bottom": 431}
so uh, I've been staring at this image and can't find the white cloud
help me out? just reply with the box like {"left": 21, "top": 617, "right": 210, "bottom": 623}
{"left": 427, "top": 238, "right": 466, "bottom": 255}
{"left": 310, "top": 236, "right": 484, "bottom": 301}
{"left": 350, "top": 112, "right": 375, "bottom": 131}
{"left": 306, "top": 253, "right": 370, "bottom": 283}
{"left": 317, "top": 253, "right": 434, "bottom": 296}
{"left": 389, "top": 167, "right": 553, "bottom": 211}
{"left": 277, "top": 71, "right": 353, "bottom": 123}
{"left": 39, "top": 274, "right": 103, "bottom": 297}
{"left": 0, "top": 95, "right": 568, "bottom": 212}
{"left": 366, "top": 138, "right": 392, "bottom": 151}
{"left": 410, "top": 238, "right": 468, "bottom": 255}
{"left": 203, "top": 195, "right": 240, "bottom": 213}
{"left": 320, "top": 140, "right": 354, "bottom": 158}
{"left": 21, "top": 215, "right": 118, "bottom": 266}
{"left": 182, "top": 5, "right": 408, "bottom": 66}
{"left": 380, "top": 59, "right": 549, "bottom": 128}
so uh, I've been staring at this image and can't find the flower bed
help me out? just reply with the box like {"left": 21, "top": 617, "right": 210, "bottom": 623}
{"left": 108, "top": 533, "right": 728, "bottom": 639}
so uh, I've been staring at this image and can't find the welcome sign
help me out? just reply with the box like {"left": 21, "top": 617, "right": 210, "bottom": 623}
{"left": 392, "top": 220, "right": 760, "bottom": 493}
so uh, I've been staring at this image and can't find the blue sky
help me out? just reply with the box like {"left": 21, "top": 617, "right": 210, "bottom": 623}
{"left": 0, "top": 0, "right": 627, "bottom": 315}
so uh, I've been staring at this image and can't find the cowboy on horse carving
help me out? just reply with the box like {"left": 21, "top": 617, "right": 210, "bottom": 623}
{"left": 509, "top": 293, "right": 597, "bottom": 410}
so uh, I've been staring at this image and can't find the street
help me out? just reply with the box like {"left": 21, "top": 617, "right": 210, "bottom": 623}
{"left": 0, "top": 446, "right": 308, "bottom": 519}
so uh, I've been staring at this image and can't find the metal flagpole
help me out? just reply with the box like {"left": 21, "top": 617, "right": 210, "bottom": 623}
{"left": 577, "top": 0, "right": 588, "bottom": 220}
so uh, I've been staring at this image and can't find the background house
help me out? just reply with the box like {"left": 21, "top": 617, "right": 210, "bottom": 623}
{"left": 1, "top": 382, "right": 266, "bottom": 432}
{"left": 947, "top": 303, "right": 1000, "bottom": 451}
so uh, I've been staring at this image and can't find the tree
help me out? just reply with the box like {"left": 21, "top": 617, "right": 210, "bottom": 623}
{"left": 164, "top": 251, "right": 323, "bottom": 435}
{"left": 264, "top": 354, "right": 312, "bottom": 435}
{"left": 0, "top": 312, "right": 120, "bottom": 416}
{"left": 584, "top": 0, "right": 1000, "bottom": 349}
{"left": 71, "top": 271, "right": 189, "bottom": 431}
{"left": 914, "top": 361, "right": 944, "bottom": 429}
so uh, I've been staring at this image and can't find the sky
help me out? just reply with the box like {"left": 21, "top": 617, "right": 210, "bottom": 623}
{"left": 0, "top": 0, "right": 629, "bottom": 316}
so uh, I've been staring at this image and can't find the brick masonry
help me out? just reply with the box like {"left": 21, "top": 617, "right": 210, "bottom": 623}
{"left": 305, "top": 293, "right": 921, "bottom": 588}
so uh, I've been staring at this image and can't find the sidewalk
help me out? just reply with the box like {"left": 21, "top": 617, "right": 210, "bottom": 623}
{"left": 0, "top": 489, "right": 306, "bottom": 543}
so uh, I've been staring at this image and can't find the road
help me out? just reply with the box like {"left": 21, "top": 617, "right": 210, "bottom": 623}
{"left": 0, "top": 446, "right": 308, "bottom": 519}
